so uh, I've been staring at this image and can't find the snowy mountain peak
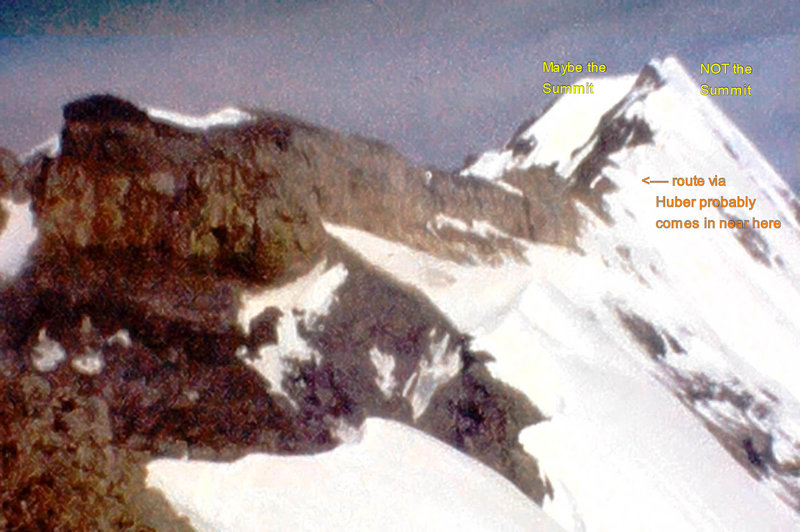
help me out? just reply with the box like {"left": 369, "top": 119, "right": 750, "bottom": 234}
{"left": 448, "top": 55, "right": 800, "bottom": 529}
{"left": 644, "top": 55, "right": 696, "bottom": 93}
{"left": 632, "top": 61, "right": 665, "bottom": 91}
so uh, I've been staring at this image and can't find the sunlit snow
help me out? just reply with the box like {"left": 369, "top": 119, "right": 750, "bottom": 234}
{"left": 369, "top": 347, "right": 397, "bottom": 398}
{"left": 146, "top": 418, "right": 564, "bottom": 532}
{"left": 23, "top": 135, "right": 60, "bottom": 160}
{"left": 402, "top": 330, "right": 460, "bottom": 419}
{"left": 324, "top": 56, "right": 800, "bottom": 531}
{"left": 146, "top": 106, "right": 254, "bottom": 130}
{"left": 0, "top": 199, "right": 38, "bottom": 279}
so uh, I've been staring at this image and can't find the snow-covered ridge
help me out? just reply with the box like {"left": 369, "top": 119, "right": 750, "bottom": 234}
{"left": 323, "top": 221, "right": 537, "bottom": 332}
{"left": 461, "top": 74, "right": 637, "bottom": 181}
{"left": 237, "top": 259, "right": 347, "bottom": 334}
{"left": 146, "top": 106, "right": 254, "bottom": 130}
{"left": 335, "top": 56, "right": 800, "bottom": 530}
{"left": 458, "top": 151, "right": 524, "bottom": 196}
{"left": 324, "top": 211, "right": 800, "bottom": 531}
{"left": 431, "top": 214, "right": 513, "bottom": 242}
{"left": 21, "top": 105, "right": 253, "bottom": 162}
{"left": 7, "top": 57, "right": 800, "bottom": 531}
{"left": 146, "top": 417, "right": 565, "bottom": 532}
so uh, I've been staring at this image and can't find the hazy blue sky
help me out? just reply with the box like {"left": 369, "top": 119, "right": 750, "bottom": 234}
{"left": 1, "top": 1, "right": 797, "bottom": 188}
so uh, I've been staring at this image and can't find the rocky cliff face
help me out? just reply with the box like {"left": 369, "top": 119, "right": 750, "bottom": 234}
{"left": 32, "top": 95, "right": 578, "bottom": 275}
{"left": 36, "top": 95, "right": 325, "bottom": 284}
{"left": 0, "top": 94, "right": 574, "bottom": 527}
{"left": 0, "top": 148, "right": 20, "bottom": 232}
{"left": 19, "top": 95, "right": 580, "bottom": 334}
{"left": 0, "top": 148, "right": 19, "bottom": 194}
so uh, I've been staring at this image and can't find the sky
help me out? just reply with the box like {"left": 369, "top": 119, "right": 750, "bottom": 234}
{"left": 1, "top": 1, "right": 798, "bottom": 189}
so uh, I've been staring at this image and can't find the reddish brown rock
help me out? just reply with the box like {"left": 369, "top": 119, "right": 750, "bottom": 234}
{"left": 0, "top": 148, "right": 19, "bottom": 232}
{"left": 0, "top": 374, "right": 194, "bottom": 531}
{"left": 34, "top": 95, "right": 326, "bottom": 286}
{"left": 0, "top": 147, "right": 19, "bottom": 195}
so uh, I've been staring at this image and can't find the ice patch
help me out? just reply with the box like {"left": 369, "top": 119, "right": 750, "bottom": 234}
{"left": 71, "top": 350, "right": 104, "bottom": 375}
{"left": 241, "top": 323, "right": 317, "bottom": 400}
{"left": 31, "top": 328, "right": 66, "bottom": 372}
{"left": 107, "top": 329, "right": 132, "bottom": 348}
{"left": 369, "top": 347, "right": 397, "bottom": 398}
{"left": 402, "top": 331, "right": 460, "bottom": 419}
{"left": 433, "top": 214, "right": 515, "bottom": 242}
{"left": 237, "top": 261, "right": 349, "bottom": 399}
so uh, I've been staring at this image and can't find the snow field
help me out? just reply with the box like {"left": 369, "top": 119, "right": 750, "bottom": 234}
{"left": 146, "top": 418, "right": 565, "bottom": 532}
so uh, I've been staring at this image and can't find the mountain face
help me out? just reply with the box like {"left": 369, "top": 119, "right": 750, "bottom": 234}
{"left": 1, "top": 56, "right": 799, "bottom": 531}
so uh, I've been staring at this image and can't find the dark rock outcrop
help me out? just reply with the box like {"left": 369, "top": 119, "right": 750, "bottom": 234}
{"left": 0, "top": 148, "right": 20, "bottom": 232}
{"left": 418, "top": 358, "right": 550, "bottom": 503}
{"left": 0, "top": 147, "right": 19, "bottom": 196}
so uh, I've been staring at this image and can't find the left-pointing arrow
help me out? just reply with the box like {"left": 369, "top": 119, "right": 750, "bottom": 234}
{"left": 642, "top": 176, "right": 669, "bottom": 184}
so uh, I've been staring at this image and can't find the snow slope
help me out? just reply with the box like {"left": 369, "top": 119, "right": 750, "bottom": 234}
{"left": 325, "top": 219, "right": 799, "bottom": 530}
{"left": 330, "top": 57, "right": 800, "bottom": 530}
{"left": 146, "top": 418, "right": 564, "bottom": 532}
